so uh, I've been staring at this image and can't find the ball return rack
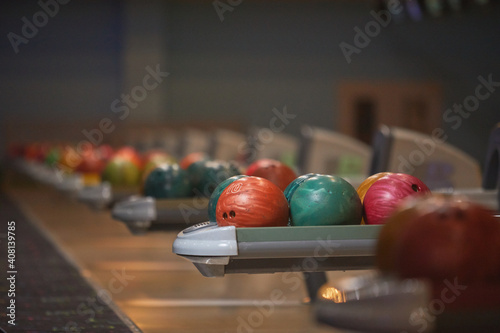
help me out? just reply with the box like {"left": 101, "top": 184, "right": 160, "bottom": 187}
{"left": 173, "top": 222, "right": 382, "bottom": 301}
{"left": 110, "top": 195, "right": 209, "bottom": 234}
{"left": 77, "top": 182, "right": 138, "bottom": 210}
{"left": 171, "top": 124, "right": 500, "bottom": 303}
{"left": 15, "top": 159, "right": 84, "bottom": 193}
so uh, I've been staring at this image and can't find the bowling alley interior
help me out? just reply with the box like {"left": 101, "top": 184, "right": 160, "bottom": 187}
{"left": 2, "top": 0, "right": 500, "bottom": 332}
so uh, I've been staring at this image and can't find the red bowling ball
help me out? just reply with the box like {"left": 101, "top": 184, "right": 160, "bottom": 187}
{"left": 76, "top": 146, "right": 107, "bottom": 174}
{"left": 245, "top": 158, "right": 297, "bottom": 191}
{"left": 394, "top": 197, "right": 500, "bottom": 285}
{"left": 216, "top": 176, "right": 289, "bottom": 227}
{"left": 180, "top": 152, "right": 208, "bottom": 170}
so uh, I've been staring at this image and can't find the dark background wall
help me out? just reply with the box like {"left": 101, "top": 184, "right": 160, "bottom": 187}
{"left": 1, "top": 0, "right": 499, "bottom": 166}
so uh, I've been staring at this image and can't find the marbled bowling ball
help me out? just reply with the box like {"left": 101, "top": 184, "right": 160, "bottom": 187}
{"left": 143, "top": 163, "right": 192, "bottom": 199}
{"left": 188, "top": 160, "right": 242, "bottom": 197}
{"left": 208, "top": 175, "right": 248, "bottom": 222}
{"left": 216, "top": 176, "right": 289, "bottom": 227}
{"left": 285, "top": 174, "right": 362, "bottom": 226}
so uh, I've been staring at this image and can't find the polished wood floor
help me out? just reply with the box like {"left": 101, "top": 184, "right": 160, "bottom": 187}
{"left": 6, "top": 183, "right": 365, "bottom": 333}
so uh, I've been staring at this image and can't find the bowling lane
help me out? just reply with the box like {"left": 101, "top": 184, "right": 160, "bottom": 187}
{"left": 6, "top": 185, "right": 365, "bottom": 333}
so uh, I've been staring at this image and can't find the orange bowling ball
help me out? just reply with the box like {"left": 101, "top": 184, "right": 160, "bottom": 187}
{"left": 216, "top": 176, "right": 289, "bottom": 227}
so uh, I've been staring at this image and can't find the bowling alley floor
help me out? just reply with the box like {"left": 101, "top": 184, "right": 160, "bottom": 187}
{"left": 4, "top": 181, "right": 367, "bottom": 333}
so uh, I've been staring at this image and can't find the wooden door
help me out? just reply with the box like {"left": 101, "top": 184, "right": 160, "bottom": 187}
{"left": 338, "top": 81, "right": 443, "bottom": 144}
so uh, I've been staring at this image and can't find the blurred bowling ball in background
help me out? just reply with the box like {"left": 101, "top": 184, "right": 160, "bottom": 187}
{"left": 44, "top": 146, "right": 62, "bottom": 167}
{"left": 141, "top": 150, "right": 176, "bottom": 184}
{"left": 356, "top": 172, "right": 393, "bottom": 224}
{"left": 208, "top": 175, "right": 248, "bottom": 222}
{"left": 75, "top": 144, "right": 113, "bottom": 185}
{"left": 375, "top": 194, "right": 432, "bottom": 274}
{"left": 246, "top": 158, "right": 297, "bottom": 191}
{"left": 143, "top": 149, "right": 176, "bottom": 167}
{"left": 180, "top": 152, "right": 208, "bottom": 170}
{"left": 216, "top": 176, "right": 289, "bottom": 227}
{"left": 95, "top": 144, "right": 114, "bottom": 162}
{"left": 285, "top": 174, "right": 362, "bottom": 226}
{"left": 24, "top": 142, "right": 50, "bottom": 163}
{"left": 58, "top": 145, "right": 83, "bottom": 171}
{"left": 143, "top": 163, "right": 192, "bottom": 199}
{"left": 363, "top": 173, "right": 431, "bottom": 225}
{"left": 187, "top": 159, "right": 243, "bottom": 197}
{"left": 113, "top": 146, "right": 143, "bottom": 167}
{"left": 101, "top": 147, "right": 143, "bottom": 187}
{"left": 76, "top": 146, "right": 106, "bottom": 174}
{"left": 377, "top": 195, "right": 500, "bottom": 293}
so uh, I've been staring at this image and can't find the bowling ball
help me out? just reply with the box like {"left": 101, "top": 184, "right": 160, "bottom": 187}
{"left": 375, "top": 194, "right": 433, "bottom": 274}
{"left": 143, "top": 163, "right": 192, "bottom": 198}
{"left": 286, "top": 174, "right": 362, "bottom": 226}
{"left": 96, "top": 144, "right": 114, "bottom": 161}
{"left": 113, "top": 146, "right": 142, "bottom": 167}
{"left": 216, "top": 176, "right": 289, "bottom": 227}
{"left": 142, "top": 150, "right": 176, "bottom": 183}
{"left": 180, "top": 152, "right": 208, "bottom": 170}
{"left": 58, "top": 145, "right": 83, "bottom": 171}
{"left": 45, "top": 146, "right": 62, "bottom": 167}
{"left": 363, "top": 173, "right": 431, "bottom": 225}
{"left": 356, "top": 172, "right": 393, "bottom": 224}
{"left": 24, "top": 142, "right": 50, "bottom": 163}
{"left": 246, "top": 159, "right": 297, "bottom": 191}
{"left": 23, "top": 143, "right": 38, "bottom": 161}
{"left": 283, "top": 173, "right": 319, "bottom": 202}
{"left": 101, "top": 150, "right": 142, "bottom": 187}
{"left": 208, "top": 175, "right": 248, "bottom": 222}
{"left": 143, "top": 149, "right": 176, "bottom": 166}
{"left": 283, "top": 173, "right": 319, "bottom": 225}
{"left": 357, "top": 172, "right": 393, "bottom": 204}
{"left": 76, "top": 147, "right": 106, "bottom": 174}
{"left": 387, "top": 195, "right": 500, "bottom": 286}
{"left": 187, "top": 160, "right": 243, "bottom": 197}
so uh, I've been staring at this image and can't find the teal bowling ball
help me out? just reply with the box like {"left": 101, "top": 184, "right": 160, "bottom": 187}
{"left": 188, "top": 160, "right": 243, "bottom": 197}
{"left": 207, "top": 175, "right": 248, "bottom": 222}
{"left": 143, "top": 164, "right": 192, "bottom": 199}
{"left": 186, "top": 160, "right": 207, "bottom": 190}
{"left": 286, "top": 174, "right": 362, "bottom": 226}
{"left": 283, "top": 173, "right": 319, "bottom": 202}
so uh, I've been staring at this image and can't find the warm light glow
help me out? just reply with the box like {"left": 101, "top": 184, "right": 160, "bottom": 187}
{"left": 320, "top": 287, "right": 346, "bottom": 303}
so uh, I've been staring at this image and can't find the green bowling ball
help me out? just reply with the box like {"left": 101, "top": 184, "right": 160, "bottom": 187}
{"left": 283, "top": 173, "right": 319, "bottom": 202}
{"left": 186, "top": 160, "right": 206, "bottom": 190}
{"left": 44, "top": 148, "right": 61, "bottom": 167}
{"left": 207, "top": 175, "right": 248, "bottom": 222}
{"left": 188, "top": 160, "right": 243, "bottom": 197}
{"left": 286, "top": 174, "right": 362, "bottom": 226}
{"left": 143, "top": 163, "right": 192, "bottom": 199}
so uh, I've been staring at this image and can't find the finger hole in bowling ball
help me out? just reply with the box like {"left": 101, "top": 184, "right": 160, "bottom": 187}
{"left": 411, "top": 184, "right": 420, "bottom": 192}
{"left": 230, "top": 210, "right": 235, "bottom": 218}
{"left": 223, "top": 212, "right": 228, "bottom": 219}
